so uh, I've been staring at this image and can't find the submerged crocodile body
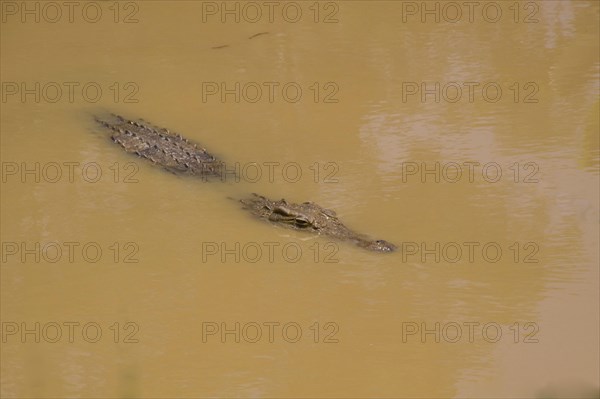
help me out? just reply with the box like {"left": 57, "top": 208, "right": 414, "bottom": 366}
{"left": 241, "top": 194, "right": 396, "bottom": 252}
{"left": 95, "top": 114, "right": 225, "bottom": 178}
{"left": 95, "top": 114, "right": 396, "bottom": 253}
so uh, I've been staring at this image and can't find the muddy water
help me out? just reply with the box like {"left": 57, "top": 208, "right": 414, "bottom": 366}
{"left": 1, "top": 1, "right": 598, "bottom": 398}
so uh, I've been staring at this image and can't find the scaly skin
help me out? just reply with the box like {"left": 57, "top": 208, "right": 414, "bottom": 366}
{"left": 240, "top": 193, "right": 396, "bottom": 252}
{"left": 95, "top": 114, "right": 226, "bottom": 178}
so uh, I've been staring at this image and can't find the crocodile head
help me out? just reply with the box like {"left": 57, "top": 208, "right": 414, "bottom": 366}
{"left": 241, "top": 194, "right": 396, "bottom": 253}
{"left": 266, "top": 203, "right": 331, "bottom": 230}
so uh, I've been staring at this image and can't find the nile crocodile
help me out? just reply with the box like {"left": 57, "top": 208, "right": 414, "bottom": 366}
{"left": 95, "top": 114, "right": 226, "bottom": 178}
{"left": 241, "top": 193, "right": 396, "bottom": 252}
{"left": 95, "top": 114, "right": 396, "bottom": 253}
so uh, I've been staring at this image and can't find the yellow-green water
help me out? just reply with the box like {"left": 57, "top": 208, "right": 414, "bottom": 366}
{"left": 1, "top": 1, "right": 598, "bottom": 398}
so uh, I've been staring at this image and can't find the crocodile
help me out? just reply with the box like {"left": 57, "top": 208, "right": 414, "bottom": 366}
{"left": 95, "top": 114, "right": 226, "bottom": 178}
{"left": 95, "top": 114, "right": 396, "bottom": 253}
{"left": 240, "top": 193, "right": 396, "bottom": 252}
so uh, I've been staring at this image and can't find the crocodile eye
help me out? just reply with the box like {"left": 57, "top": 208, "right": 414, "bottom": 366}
{"left": 294, "top": 218, "right": 311, "bottom": 228}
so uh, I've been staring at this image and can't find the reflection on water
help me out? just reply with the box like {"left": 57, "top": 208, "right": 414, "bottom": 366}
{"left": 1, "top": 1, "right": 598, "bottom": 398}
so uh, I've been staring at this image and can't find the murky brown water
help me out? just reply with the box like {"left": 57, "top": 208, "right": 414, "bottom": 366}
{"left": 1, "top": 1, "right": 599, "bottom": 398}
